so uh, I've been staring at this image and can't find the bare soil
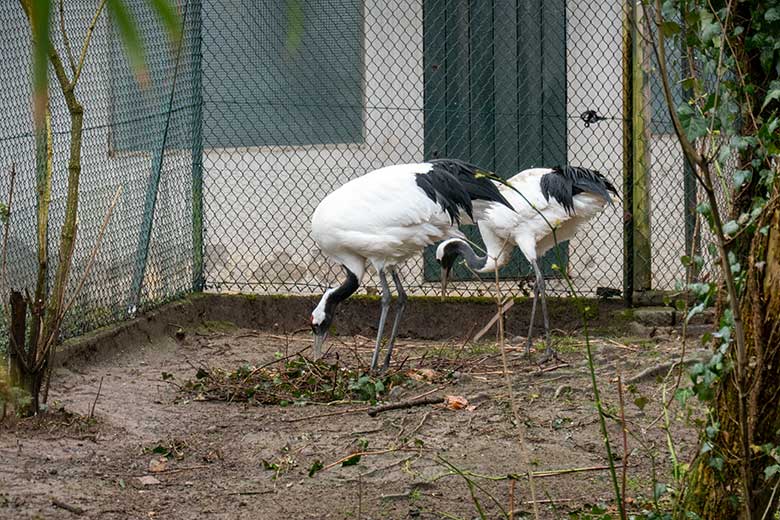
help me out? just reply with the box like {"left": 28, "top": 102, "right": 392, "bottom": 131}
{"left": 1, "top": 320, "right": 704, "bottom": 519}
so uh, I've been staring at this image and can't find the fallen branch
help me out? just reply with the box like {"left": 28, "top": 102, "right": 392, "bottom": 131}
{"left": 625, "top": 358, "right": 699, "bottom": 384}
{"left": 282, "top": 406, "right": 372, "bottom": 423}
{"left": 367, "top": 396, "right": 443, "bottom": 417}
{"left": 52, "top": 498, "right": 84, "bottom": 515}
{"left": 473, "top": 298, "right": 514, "bottom": 342}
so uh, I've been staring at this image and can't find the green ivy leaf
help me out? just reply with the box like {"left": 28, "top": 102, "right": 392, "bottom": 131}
{"left": 678, "top": 103, "right": 709, "bottom": 140}
{"left": 722, "top": 220, "right": 739, "bottom": 235}
{"left": 733, "top": 169, "right": 752, "bottom": 188}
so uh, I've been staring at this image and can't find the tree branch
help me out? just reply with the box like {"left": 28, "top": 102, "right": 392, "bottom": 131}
{"left": 72, "top": 0, "right": 109, "bottom": 87}
{"left": 58, "top": 0, "right": 77, "bottom": 76}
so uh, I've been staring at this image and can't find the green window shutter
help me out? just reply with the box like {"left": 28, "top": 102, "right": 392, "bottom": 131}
{"left": 422, "top": 0, "right": 568, "bottom": 283}
{"left": 201, "top": 0, "right": 364, "bottom": 148}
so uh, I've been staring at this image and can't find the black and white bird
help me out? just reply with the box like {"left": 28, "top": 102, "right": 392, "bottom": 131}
{"left": 310, "top": 159, "right": 511, "bottom": 372}
{"left": 436, "top": 166, "right": 618, "bottom": 360}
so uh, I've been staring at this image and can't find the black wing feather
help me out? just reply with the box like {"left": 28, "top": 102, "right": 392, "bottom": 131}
{"left": 540, "top": 166, "right": 618, "bottom": 215}
{"left": 415, "top": 159, "right": 512, "bottom": 224}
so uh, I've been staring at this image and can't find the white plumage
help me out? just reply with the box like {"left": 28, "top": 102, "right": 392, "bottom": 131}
{"left": 436, "top": 166, "right": 617, "bottom": 359}
{"left": 310, "top": 159, "right": 511, "bottom": 371}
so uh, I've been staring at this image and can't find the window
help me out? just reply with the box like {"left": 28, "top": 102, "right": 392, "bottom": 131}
{"left": 201, "top": 0, "right": 364, "bottom": 148}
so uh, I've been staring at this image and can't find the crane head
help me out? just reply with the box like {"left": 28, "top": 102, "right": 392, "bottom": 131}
{"left": 311, "top": 287, "right": 337, "bottom": 359}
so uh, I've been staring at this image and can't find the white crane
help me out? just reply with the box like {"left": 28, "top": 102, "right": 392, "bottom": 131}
{"left": 436, "top": 166, "right": 618, "bottom": 360}
{"left": 310, "top": 159, "right": 512, "bottom": 372}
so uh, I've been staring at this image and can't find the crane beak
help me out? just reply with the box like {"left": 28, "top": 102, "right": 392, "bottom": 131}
{"left": 441, "top": 267, "right": 451, "bottom": 298}
{"left": 312, "top": 332, "right": 327, "bottom": 360}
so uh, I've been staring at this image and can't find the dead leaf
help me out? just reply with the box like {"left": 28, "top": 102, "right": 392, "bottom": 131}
{"left": 149, "top": 457, "right": 168, "bottom": 473}
{"left": 444, "top": 395, "right": 469, "bottom": 410}
{"left": 137, "top": 476, "right": 161, "bottom": 486}
{"left": 407, "top": 368, "right": 437, "bottom": 381}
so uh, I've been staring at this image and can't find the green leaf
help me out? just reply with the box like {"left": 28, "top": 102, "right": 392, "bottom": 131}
{"left": 699, "top": 10, "right": 721, "bottom": 44}
{"left": 678, "top": 103, "right": 708, "bottom": 140}
{"left": 147, "top": 0, "right": 182, "bottom": 44}
{"left": 733, "top": 169, "right": 752, "bottom": 188}
{"left": 722, "top": 220, "right": 739, "bottom": 235}
{"left": 661, "top": 20, "right": 681, "bottom": 37}
{"left": 633, "top": 395, "right": 649, "bottom": 411}
{"left": 107, "top": 0, "right": 148, "bottom": 87}
{"left": 761, "top": 81, "right": 780, "bottom": 110}
{"left": 766, "top": 7, "right": 780, "bottom": 22}
{"left": 765, "top": 464, "right": 780, "bottom": 480}
{"left": 308, "top": 460, "right": 323, "bottom": 477}
{"left": 285, "top": 0, "right": 304, "bottom": 55}
{"left": 341, "top": 453, "right": 362, "bottom": 467}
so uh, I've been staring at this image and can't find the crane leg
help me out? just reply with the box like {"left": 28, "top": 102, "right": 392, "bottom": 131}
{"left": 370, "top": 269, "right": 392, "bottom": 371}
{"left": 381, "top": 268, "right": 407, "bottom": 373}
{"left": 532, "top": 260, "right": 556, "bottom": 362}
{"left": 525, "top": 280, "right": 540, "bottom": 356}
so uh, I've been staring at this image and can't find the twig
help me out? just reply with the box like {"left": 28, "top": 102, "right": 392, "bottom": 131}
{"left": 617, "top": 374, "right": 628, "bottom": 520}
{"left": 320, "top": 447, "right": 409, "bottom": 472}
{"left": 72, "top": 0, "right": 109, "bottom": 87}
{"left": 473, "top": 298, "right": 514, "bottom": 342}
{"left": 282, "top": 406, "right": 372, "bottom": 423}
{"left": 89, "top": 376, "right": 103, "bottom": 420}
{"left": 52, "top": 498, "right": 84, "bottom": 515}
{"left": 367, "top": 396, "right": 443, "bottom": 417}
{"left": 58, "top": 0, "right": 77, "bottom": 75}
{"left": 61, "top": 186, "right": 122, "bottom": 317}
{"left": 0, "top": 163, "right": 17, "bottom": 299}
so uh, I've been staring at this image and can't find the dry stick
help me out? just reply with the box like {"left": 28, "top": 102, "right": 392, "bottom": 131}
{"left": 617, "top": 374, "right": 629, "bottom": 520}
{"left": 320, "top": 447, "right": 410, "bottom": 472}
{"left": 509, "top": 479, "right": 516, "bottom": 520}
{"left": 282, "top": 406, "right": 372, "bottom": 423}
{"left": 367, "top": 396, "right": 442, "bottom": 417}
{"left": 0, "top": 163, "right": 17, "bottom": 306}
{"left": 51, "top": 498, "right": 84, "bottom": 515}
{"left": 472, "top": 298, "right": 514, "bottom": 342}
{"left": 494, "top": 257, "right": 540, "bottom": 520}
{"left": 88, "top": 376, "right": 104, "bottom": 420}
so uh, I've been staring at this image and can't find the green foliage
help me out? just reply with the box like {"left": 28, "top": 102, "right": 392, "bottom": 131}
{"left": 176, "top": 357, "right": 405, "bottom": 406}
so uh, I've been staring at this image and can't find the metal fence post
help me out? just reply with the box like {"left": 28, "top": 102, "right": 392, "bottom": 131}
{"left": 128, "top": 1, "right": 190, "bottom": 314}
{"left": 190, "top": 0, "right": 204, "bottom": 292}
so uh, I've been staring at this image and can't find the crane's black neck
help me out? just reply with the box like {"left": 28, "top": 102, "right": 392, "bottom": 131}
{"left": 324, "top": 267, "right": 360, "bottom": 315}
{"left": 440, "top": 240, "right": 488, "bottom": 272}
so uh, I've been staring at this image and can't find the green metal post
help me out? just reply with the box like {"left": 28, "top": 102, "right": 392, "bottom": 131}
{"left": 128, "top": 1, "right": 190, "bottom": 313}
{"left": 191, "top": 0, "right": 204, "bottom": 292}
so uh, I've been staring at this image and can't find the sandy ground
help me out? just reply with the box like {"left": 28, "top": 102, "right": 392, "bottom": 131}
{"left": 0, "top": 323, "right": 705, "bottom": 519}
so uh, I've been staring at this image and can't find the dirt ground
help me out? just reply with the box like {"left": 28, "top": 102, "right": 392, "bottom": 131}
{"left": 1, "top": 319, "right": 706, "bottom": 519}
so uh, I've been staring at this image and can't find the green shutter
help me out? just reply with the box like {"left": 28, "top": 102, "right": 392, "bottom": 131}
{"left": 200, "top": 0, "right": 363, "bottom": 148}
{"left": 423, "top": 0, "right": 568, "bottom": 283}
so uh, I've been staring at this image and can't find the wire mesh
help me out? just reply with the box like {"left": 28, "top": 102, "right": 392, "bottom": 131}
{"left": 0, "top": 0, "right": 200, "bottom": 341}
{"left": 0, "top": 0, "right": 725, "bottom": 349}
{"left": 202, "top": 0, "right": 639, "bottom": 299}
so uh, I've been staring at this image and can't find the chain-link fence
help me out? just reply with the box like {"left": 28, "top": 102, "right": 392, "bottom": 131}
{"left": 202, "top": 0, "right": 715, "bottom": 300}
{"left": 1, "top": 0, "right": 719, "bottom": 345}
{"left": 0, "top": 0, "right": 201, "bottom": 340}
